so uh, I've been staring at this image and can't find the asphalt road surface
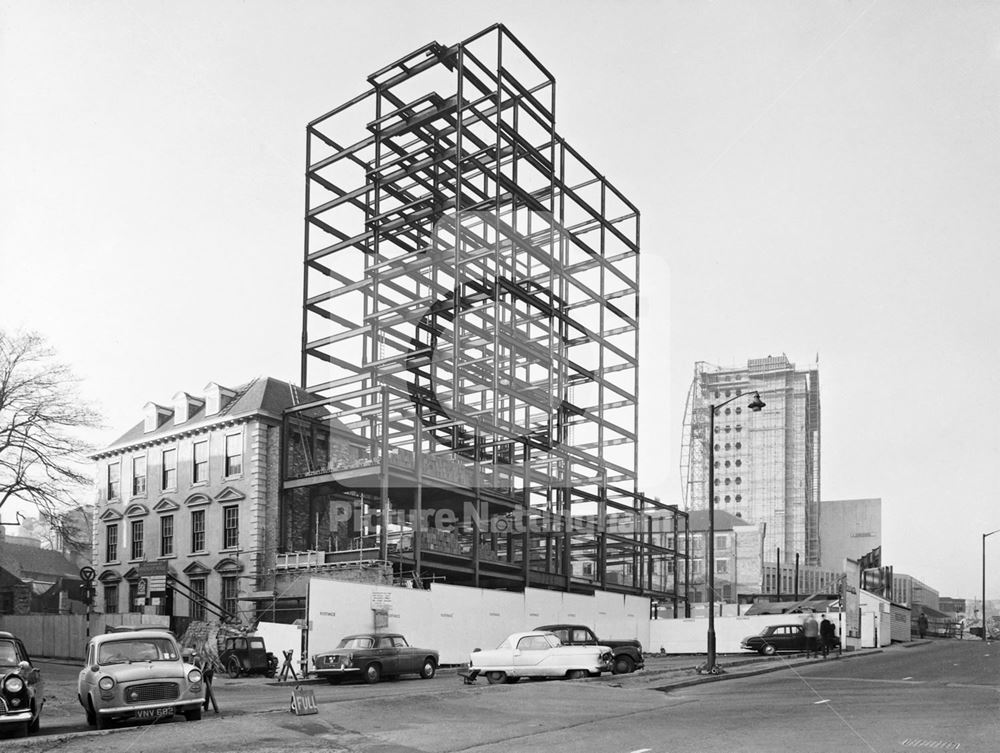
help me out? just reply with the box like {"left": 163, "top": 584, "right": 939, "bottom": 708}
{"left": 5, "top": 640, "right": 996, "bottom": 753}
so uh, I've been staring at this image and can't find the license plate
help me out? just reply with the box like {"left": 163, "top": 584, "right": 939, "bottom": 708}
{"left": 136, "top": 706, "right": 174, "bottom": 719}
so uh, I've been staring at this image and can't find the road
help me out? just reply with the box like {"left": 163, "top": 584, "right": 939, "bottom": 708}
{"left": 5, "top": 641, "right": 996, "bottom": 752}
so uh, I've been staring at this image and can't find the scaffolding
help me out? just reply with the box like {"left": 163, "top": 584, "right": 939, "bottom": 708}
{"left": 282, "top": 24, "right": 686, "bottom": 604}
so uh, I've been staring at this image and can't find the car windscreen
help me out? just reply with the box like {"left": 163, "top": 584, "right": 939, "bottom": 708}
{"left": 0, "top": 639, "right": 18, "bottom": 666}
{"left": 98, "top": 638, "right": 179, "bottom": 664}
{"left": 249, "top": 638, "right": 265, "bottom": 648}
{"left": 336, "top": 637, "right": 373, "bottom": 649}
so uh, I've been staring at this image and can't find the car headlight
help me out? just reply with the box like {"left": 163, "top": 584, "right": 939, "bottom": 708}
{"left": 188, "top": 668, "right": 203, "bottom": 684}
{"left": 98, "top": 676, "right": 116, "bottom": 691}
{"left": 4, "top": 675, "right": 24, "bottom": 693}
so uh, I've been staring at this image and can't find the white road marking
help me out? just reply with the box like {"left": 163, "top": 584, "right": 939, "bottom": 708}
{"left": 814, "top": 699, "right": 830, "bottom": 704}
{"left": 629, "top": 749, "right": 652, "bottom": 753}
{"left": 902, "top": 676, "right": 913, "bottom": 680}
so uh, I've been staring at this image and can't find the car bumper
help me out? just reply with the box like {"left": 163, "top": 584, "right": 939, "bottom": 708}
{"left": 313, "top": 667, "right": 362, "bottom": 678}
{"left": 0, "top": 710, "right": 34, "bottom": 725}
{"left": 96, "top": 700, "right": 202, "bottom": 717}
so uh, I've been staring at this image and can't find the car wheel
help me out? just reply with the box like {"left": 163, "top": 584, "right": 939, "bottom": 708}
{"left": 228, "top": 658, "right": 242, "bottom": 679}
{"left": 419, "top": 658, "right": 437, "bottom": 679}
{"left": 566, "top": 670, "right": 587, "bottom": 680}
{"left": 28, "top": 703, "right": 40, "bottom": 733}
{"left": 85, "top": 704, "right": 96, "bottom": 727}
{"left": 184, "top": 707, "right": 202, "bottom": 722}
{"left": 762, "top": 644, "right": 776, "bottom": 656}
{"left": 363, "top": 663, "right": 381, "bottom": 684}
{"left": 96, "top": 712, "right": 113, "bottom": 730}
{"left": 485, "top": 671, "right": 506, "bottom": 685}
{"left": 613, "top": 656, "right": 635, "bottom": 675}
{"left": 503, "top": 675, "right": 519, "bottom": 684}
{"left": 326, "top": 676, "right": 342, "bottom": 685}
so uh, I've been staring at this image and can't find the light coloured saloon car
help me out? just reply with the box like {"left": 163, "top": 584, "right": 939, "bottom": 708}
{"left": 467, "top": 631, "right": 613, "bottom": 684}
{"left": 78, "top": 629, "right": 204, "bottom": 729}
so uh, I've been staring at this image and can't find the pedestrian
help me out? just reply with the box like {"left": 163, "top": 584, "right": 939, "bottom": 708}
{"left": 803, "top": 613, "right": 820, "bottom": 658}
{"left": 918, "top": 611, "right": 929, "bottom": 639}
{"left": 820, "top": 614, "right": 836, "bottom": 658}
{"left": 195, "top": 652, "right": 219, "bottom": 714}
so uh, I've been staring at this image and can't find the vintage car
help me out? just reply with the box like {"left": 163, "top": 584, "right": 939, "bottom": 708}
{"left": 218, "top": 635, "right": 278, "bottom": 679}
{"left": 78, "top": 629, "right": 204, "bottom": 729}
{"left": 740, "top": 623, "right": 841, "bottom": 655}
{"left": 466, "top": 631, "right": 614, "bottom": 684}
{"left": 310, "top": 633, "right": 438, "bottom": 684}
{"left": 0, "top": 631, "right": 44, "bottom": 736}
{"left": 535, "top": 624, "right": 644, "bottom": 674}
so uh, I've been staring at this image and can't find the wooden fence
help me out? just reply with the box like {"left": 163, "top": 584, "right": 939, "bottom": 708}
{"left": 0, "top": 614, "right": 170, "bottom": 660}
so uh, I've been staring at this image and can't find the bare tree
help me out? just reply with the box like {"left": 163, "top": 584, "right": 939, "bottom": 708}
{"left": 0, "top": 330, "right": 101, "bottom": 548}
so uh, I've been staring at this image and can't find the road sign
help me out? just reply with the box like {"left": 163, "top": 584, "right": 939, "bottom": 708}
{"left": 136, "top": 578, "right": 148, "bottom": 597}
{"left": 136, "top": 561, "right": 168, "bottom": 577}
{"left": 80, "top": 566, "right": 96, "bottom": 582}
{"left": 147, "top": 575, "right": 168, "bottom": 594}
{"left": 290, "top": 687, "right": 317, "bottom": 716}
{"left": 371, "top": 591, "right": 392, "bottom": 611}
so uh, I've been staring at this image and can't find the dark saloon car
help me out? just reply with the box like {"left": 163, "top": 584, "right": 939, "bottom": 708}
{"left": 740, "top": 623, "right": 840, "bottom": 655}
{"left": 219, "top": 635, "right": 277, "bottom": 679}
{"left": 0, "top": 631, "right": 44, "bottom": 737}
{"left": 311, "top": 633, "right": 438, "bottom": 684}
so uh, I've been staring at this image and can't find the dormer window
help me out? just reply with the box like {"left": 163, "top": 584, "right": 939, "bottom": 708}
{"left": 204, "top": 383, "right": 237, "bottom": 417}
{"left": 143, "top": 403, "right": 171, "bottom": 433}
{"left": 172, "top": 392, "right": 205, "bottom": 425}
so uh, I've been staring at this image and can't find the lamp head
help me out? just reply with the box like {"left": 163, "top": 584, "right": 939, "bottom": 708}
{"left": 747, "top": 392, "right": 766, "bottom": 412}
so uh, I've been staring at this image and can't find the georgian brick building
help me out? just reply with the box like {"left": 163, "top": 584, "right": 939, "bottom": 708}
{"left": 91, "top": 377, "right": 316, "bottom": 625}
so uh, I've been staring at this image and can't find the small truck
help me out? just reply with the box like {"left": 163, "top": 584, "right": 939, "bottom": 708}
{"left": 534, "top": 624, "right": 644, "bottom": 674}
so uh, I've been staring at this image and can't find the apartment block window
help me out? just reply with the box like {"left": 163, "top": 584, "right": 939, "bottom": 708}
{"left": 193, "top": 441, "right": 208, "bottom": 484}
{"left": 190, "top": 578, "right": 206, "bottom": 621}
{"left": 222, "top": 506, "right": 239, "bottom": 550}
{"left": 130, "top": 520, "right": 144, "bottom": 560}
{"left": 224, "top": 433, "right": 242, "bottom": 477}
{"left": 107, "top": 462, "right": 120, "bottom": 500}
{"left": 105, "top": 524, "right": 119, "bottom": 562}
{"left": 103, "top": 584, "right": 119, "bottom": 614}
{"left": 715, "top": 535, "right": 728, "bottom": 550}
{"left": 191, "top": 509, "right": 206, "bottom": 552}
{"left": 221, "top": 575, "right": 239, "bottom": 619}
{"left": 160, "top": 515, "right": 174, "bottom": 557}
{"left": 716, "top": 559, "right": 729, "bottom": 575}
{"left": 132, "top": 456, "right": 146, "bottom": 496}
{"left": 161, "top": 449, "right": 177, "bottom": 490}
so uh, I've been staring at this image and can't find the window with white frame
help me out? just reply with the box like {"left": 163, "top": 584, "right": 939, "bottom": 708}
{"left": 107, "top": 462, "right": 120, "bottom": 500}
{"left": 130, "top": 519, "right": 144, "bottom": 560}
{"left": 132, "top": 456, "right": 146, "bottom": 496}
{"left": 224, "top": 433, "right": 242, "bottom": 477}
{"left": 160, "top": 515, "right": 174, "bottom": 557}
{"left": 223, "top": 506, "right": 239, "bottom": 550}
{"left": 191, "top": 509, "right": 206, "bottom": 552}
{"left": 161, "top": 448, "right": 177, "bottom": 491}
{"left": 105, "top": 523, "right": 119, "bottom": 562}
{"left": 193, "top": 441, "right": 208, "bottom": 484}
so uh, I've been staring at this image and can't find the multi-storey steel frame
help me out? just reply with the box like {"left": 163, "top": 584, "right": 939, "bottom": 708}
{"left": 281, "top": 24, "right": 687, "bottom": 606}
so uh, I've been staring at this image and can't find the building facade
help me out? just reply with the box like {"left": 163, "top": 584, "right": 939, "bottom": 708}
{"left": 683, "top": 510, "right": 761, "bottom": 604}
{"left": 818, "top": 498, "right": 881, "bottom": 570}
{"left": 681, "top": 355, "right": 821, "bottom": 565}
{"left": 91, "top": 378, "right": 317, "bottom": 625}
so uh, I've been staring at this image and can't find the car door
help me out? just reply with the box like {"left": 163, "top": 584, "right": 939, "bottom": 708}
{"left": 375, "top": 636, "right": 399, "bottom": 676}
{"left": 512, "top": 635, "right": 553, "bottom": 676}
{"left": 776, "top": 626, "right": 804, "bottom": 651}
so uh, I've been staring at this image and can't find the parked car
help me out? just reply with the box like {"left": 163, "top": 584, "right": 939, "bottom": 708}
{"left": 740, "top": 623, "right": 840, "bottom": 655}
{"left": 0, "top": 631, "right": 44, "bottom": 737}
{"left": 466, "top": 631, "right": 614, "bottom": 684}
{"left": 78, "top": 629, "right": 204, "bottom": 729}
{"left": 535, "top": 624, "right": 644, "bottom": 674}
{"left": 218, "top": 635, "right": 278, "bottom": 679}
{"left": 311, "top": 633, "right": 438, "bottom": 684}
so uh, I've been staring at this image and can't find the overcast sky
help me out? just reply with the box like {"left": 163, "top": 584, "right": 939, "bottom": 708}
{"left": 2, "top": 1, "right": 998, "bottom": 600}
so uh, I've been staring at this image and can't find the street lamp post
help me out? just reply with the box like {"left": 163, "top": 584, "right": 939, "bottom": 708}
{"left": 705, "top": 390, "right": 765, "bottom": 673}
{"left": 983, "top": 528, "right": 1000, "bottom": 642}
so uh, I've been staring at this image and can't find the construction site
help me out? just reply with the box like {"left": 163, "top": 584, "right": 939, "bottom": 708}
{"left": 277, "top": 24, "right": 689, "bottom": 611}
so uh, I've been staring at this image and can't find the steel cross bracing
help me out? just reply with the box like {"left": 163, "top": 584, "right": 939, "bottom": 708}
{"left": 284, "top": 24, "right": 686, "bottom": 602}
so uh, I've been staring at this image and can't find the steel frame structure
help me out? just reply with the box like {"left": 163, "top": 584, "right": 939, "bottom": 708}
{"left": 282, "top": 24, "right": 686, "bottom": 604}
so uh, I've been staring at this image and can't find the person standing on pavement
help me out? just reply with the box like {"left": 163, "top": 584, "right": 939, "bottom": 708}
{"left": 195, "top": 652, "right": 219, "bottom": 714}
{"left": 803, "top": 613, "right": 820, "bottom": 658}
{"left": 819, "top": 614, "right": 836, "bottom": 658}
{"left": 918, "top": 611, "right": 929, "bottom": 639}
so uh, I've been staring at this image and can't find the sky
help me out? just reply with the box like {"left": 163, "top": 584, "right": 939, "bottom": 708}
{"left": 2, "top": 1, "right": 998, "bottom": 600}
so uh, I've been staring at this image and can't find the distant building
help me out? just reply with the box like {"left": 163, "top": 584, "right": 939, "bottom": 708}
{"left": 939, "top": 596, "right": 967, "bottom": 617}
{"left": 0, "top": 527, "right": 83, "bottom": 615}
{"left": 819, "top": 498, "right": 881, "bottom": 570}
{"left": 892, "top": 573, "right": 940, "bottom": 612}
{"left": 683, "top": 510, "right": 761, "bottom": 603}
{"left": 681, "top": 355, "right": 821, "bottom": 565}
